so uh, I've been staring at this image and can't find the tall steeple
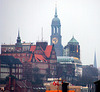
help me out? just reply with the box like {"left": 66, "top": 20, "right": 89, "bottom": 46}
{"left": 50, "top": 4, "right": 63, "bottom": 56}
{"left": 55, "top": 4, "right": 57, "bottom": 17}
{"left": 94, "top": 51, "right": 97, "bottom": 68}
{"left": 15, "top": 29, "right": 22, "bottom": 47}
{"left": 18, "top": 30, "right": 20, "bottom": 38}
{"left": 17, "top": 30, "right": 21, "bottom": 43}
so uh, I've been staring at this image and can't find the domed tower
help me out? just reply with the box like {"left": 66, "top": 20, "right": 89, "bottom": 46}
{"left": 64, "top": 36, "right": 80, "bottom": 59}
{"left": 50, "top": 6, "right": 63, "bottom": 56}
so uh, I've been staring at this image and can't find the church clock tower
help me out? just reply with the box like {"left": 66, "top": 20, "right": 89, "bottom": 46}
{"left": 50, "top": 6, "right": 63, "bottom": 56}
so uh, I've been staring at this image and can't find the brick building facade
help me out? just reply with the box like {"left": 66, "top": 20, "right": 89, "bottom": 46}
{"left": 0, "top": 55, "right": 23, "bottom": 79}
{"left": 1, "top": 31, "right": 33, "bottom": 63}
{"left": 28, "top": 42, "right": 57, "bottom": 79}
{"left": 1, "top": 32, "right": 57, "bottom": 81}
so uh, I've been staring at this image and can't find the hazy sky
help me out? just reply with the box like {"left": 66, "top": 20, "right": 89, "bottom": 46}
{"left": 0, "top": 0, "right": 100, "bottom": 67}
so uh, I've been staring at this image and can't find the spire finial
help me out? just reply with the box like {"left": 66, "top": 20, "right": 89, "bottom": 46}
{"left": 94, "top": 51, "right": 97, "bottom": 68}
{"left": 41, "top": 27, "right": 43, "bottom": 42}
{"left": 18, "top": 29, "right": 20, "bottom": 38}
{"left": 55, "top": 2, "right": 57, "bottom": 17}
{"left": 16, "top": 28, "right": 21, "bottom": 44}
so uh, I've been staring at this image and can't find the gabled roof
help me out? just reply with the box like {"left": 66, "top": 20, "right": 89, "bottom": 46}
{"left": 35, "top": 54, "right": 47, "bottom": 62}
{"left": 45, "top": 45, "right": 53, "bottom": 58}
{"left": 30, "top": 45, "right": 36, "bottom": 52}
{"left": 28, "top": 54, "right": 33, "bottom": 62}
{"left": 28, "top": 45, "right": 53, "bottom": 62}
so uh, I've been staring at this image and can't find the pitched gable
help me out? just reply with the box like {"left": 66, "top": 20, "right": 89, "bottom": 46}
{"left": 28, "top": 54, "right": 33, "bottom": 62}
{"left": 28, "top": 44, "right": 55, "bottom": 62}
{"left": 30, "top": 46, "right": 36, "bottom": 53}
{"left": 45, "top": 45, "right": 53, "bottom": 58}
{"left": 34, "top": 54, "right": 47, "bottom": 62}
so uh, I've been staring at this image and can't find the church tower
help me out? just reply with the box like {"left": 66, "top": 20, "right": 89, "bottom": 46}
{"left": 50, "top": 5, "right": 63, "bottom": 56}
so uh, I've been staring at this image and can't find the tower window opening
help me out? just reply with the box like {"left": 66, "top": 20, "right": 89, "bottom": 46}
{"left": 53, "top": 27, "right": 55, "bottom": 34}
{"left": 57, "top": 27, "right": 58, "bottom": 33}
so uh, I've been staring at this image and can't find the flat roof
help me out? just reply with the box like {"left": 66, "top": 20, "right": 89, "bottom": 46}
{"left": 57, "top": 56, "right": 81, "bottom": 64}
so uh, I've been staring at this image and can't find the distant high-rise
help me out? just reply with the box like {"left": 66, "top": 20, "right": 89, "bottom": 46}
{"left": 94, "top": 51, "right": 97, "bottom": 68}
{"left": 50, "top": 5, "right": 63, "bottom": 56}
{"left": 64, "top": 36, "right": 80, "bottom": 59}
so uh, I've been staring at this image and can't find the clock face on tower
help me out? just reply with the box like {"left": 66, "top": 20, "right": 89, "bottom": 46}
{"left": 52, "top": 37, "right": 58, "bottom": 44}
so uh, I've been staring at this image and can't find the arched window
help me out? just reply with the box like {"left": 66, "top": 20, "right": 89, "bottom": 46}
{"left": 53, "top": 27, "right": 55, "bottom": 34}
{"left": 57, "top": 27, "right": 58, "bottom": 33}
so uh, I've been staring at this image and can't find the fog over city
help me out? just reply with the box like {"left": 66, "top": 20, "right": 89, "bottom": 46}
{"left": 0, "top": 0, "right": 100, "bottom": 67}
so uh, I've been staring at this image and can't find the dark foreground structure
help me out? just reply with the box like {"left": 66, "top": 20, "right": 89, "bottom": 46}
{"left": 94, "top": 80, "right": 100, "bottom": 92}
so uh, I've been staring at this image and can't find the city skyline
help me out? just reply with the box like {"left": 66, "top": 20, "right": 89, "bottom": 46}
{"left": 0, "top": 0, "right": 100, "bottom": 67}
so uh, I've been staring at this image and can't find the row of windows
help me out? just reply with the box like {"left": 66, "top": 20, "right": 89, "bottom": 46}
{"left": 1, "top": 64, "right": 9, "bottom": 67}
{"left": 12, "top": 64, "right": 23, "bottom": 67}
{"left": 2, "top": 47, "right": 30, "bottom": 51}
{"left": 0, "top": 73, "right": 9, "bottom": 78}
{"left": 0, "top": 73, "right": 22, "bottom": 79}
{"left": 12, "top": 69, "right": 23, "bottom": 73}
{"left": 50, "top": 65, "right": 56, "bottom": 69}
{"left": 1, "top": 68, "right": 9, "bottom": 72}
{"left": 35, "top": 51, "right": 43, "bottom": 54}
{"left": 3, "top": 53, "right": 29, "bottom": 57}
{"left": 16, "top": 74, "right": 22, "bottom": 79}
{"left": 0, "top": 68, "right": 23, "bottom": 73}
{"left": 53, "top": 27, "right": 60, "bottom": 34}
{"left": 52, "top": 55, "right": 56, "bottom": 58}
{"left": 13, "top": 54, "right": 29, "bottom": 57}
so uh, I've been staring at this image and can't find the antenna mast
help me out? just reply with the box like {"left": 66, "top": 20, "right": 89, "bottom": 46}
{"left": 41, "top": 27, "right": 43, "bottom": 42}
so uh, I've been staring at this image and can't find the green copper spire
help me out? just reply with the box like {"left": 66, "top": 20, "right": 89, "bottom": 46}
{"left": 68, "top": 36, "right": 79, "bottom": 45}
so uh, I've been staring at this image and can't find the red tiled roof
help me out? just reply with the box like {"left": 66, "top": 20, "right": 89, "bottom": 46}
{"left": 28, "top": 45, "right": 53, "bottom": 62}
{"left": 45, "top": 45, "right": 52, "bottom": 58}
{"left": 28, "top": 54, "right": 33, "bottom": 62}
{"left": 35, "top": 54, "right": 47, "bottom": 62}
{"left": 30, "top": 45, "right": 36, "bottom": 52}
{"left": 40, "top": 46, "right": 44, "bottom": 52}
